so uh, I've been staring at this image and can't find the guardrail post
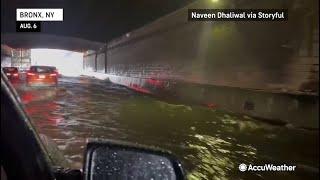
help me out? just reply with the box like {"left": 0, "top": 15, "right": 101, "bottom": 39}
{"left": 94, "top": 52, "right": 97, "bottom": 72}
{"left": 105, "top": 45, "right": 108, "bottom": 74}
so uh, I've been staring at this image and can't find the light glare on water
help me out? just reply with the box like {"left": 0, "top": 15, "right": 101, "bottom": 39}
{"left": 15, "top": 76, "right": 319, "bottom": 180}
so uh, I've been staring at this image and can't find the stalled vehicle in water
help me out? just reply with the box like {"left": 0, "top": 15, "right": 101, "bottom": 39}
{"left": 2, "top": 67, "right": 19, "bottom": 83}
{"left": 26, "top": 66, "right": 59, "bottom": 86}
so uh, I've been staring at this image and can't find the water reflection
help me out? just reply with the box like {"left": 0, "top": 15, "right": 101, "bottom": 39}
{"left": 13, "top": 77, "right": 319, "bottom": 179}
{"left": 20, "top": 88, "right": 64, "bottom": 126}
{"left": 186, "top": 134, "right": 257, "bottom": 180}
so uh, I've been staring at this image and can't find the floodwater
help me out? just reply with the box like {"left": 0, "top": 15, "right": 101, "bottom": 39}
{"left": 14, "top": 76, "right": 318, "bottom": 180}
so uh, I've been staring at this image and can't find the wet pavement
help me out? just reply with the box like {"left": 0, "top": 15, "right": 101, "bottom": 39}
{"left": 14, "top": 76, "right": 319, "bottom": 180}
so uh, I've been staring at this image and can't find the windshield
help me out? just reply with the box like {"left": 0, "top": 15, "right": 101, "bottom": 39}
{"left": 1, "top": 0, "right": 319, "bottom": 179}
{"left": 30, "top": 66, "right": 55, "bottom": 73}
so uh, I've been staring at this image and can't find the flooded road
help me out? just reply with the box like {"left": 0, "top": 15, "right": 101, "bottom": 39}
{"left": 15, "top": 76, "right": 318, "bottom": 180}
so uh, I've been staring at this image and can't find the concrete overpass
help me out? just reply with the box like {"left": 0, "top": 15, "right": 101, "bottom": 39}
{"left": 1, "top": 33, "right": 105, "bottom": 52}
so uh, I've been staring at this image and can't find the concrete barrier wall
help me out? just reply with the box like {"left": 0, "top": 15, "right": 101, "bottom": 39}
{"left": 96, "top": 53, "right": 105, "bottom": 73}
{"left": 83, "top": 0, "right": 319, "bottom": 128}
{"left": 103, "top": 0, "right": 319, "bottom": 93}
{"left": 171, "top": 82, "right": 319, "bottom": 129}
{"left": 83, "top": 51, "right": 96, "bottom": 72}
{"left": 1, "top": 56, "right": 11, "bottom": 67}
{"left": 1, "top": 44, "right": 12, "bottom": 67}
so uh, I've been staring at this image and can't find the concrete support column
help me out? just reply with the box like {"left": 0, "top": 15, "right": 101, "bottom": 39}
{"left": 105, "top": 48, "right": 107, "bottom": 74}
{"left": 94, "top": 52, "right": 97, "bottom": 72}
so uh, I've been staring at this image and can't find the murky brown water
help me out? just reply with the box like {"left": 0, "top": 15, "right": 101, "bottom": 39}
{"left": 15, "top": 76, "right": 319, "bottom": 180}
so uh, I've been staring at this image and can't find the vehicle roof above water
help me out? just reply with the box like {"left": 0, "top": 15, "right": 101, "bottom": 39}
{"left": 2, "top": 67, "right": 18, "bottom": 71}
{"left": 29, "top": 65, "right": 56, "bottom": 69}
{"left": 2, "top": 67, "right": 18, "bottom": 69}
{"left": 29, "top": 66, "right": 57, "bottom": 73}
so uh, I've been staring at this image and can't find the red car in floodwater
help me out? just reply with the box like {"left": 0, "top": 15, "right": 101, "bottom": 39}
{"left": 26, "top": 66, "right": 59, "bottom": 86}
{"left": 2, "top": 67, "right": 20, "bottom": 83}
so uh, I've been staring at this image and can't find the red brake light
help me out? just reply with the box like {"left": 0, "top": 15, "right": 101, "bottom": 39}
{"left": 50, "top": 73, "right": 57, "bottom": 76}
{"left": 13, "top": 73, "right": 19, "bottom": 77}
{"left": 27, "top": 72, "right": 35, "bottom": 76}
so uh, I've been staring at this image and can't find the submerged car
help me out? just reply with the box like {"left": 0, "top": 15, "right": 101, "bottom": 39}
{"left": 2, "top": 67, "right": 19, "bottom": 82}
{"left": 26, "top": 66, "right": 59, "bottom": 86}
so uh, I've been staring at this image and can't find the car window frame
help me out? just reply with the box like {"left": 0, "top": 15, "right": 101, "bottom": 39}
{"left": 1, "top": 70, "right": 56, "bottom": 180}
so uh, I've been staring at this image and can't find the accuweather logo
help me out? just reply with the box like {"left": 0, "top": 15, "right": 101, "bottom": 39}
{"left": 238, "top": 163, "right": 296, "bottom": 172}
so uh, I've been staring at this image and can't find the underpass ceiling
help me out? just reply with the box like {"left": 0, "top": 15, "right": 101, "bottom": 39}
{"left": 1, "top": 0, "right": 195, "bottom": 50}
